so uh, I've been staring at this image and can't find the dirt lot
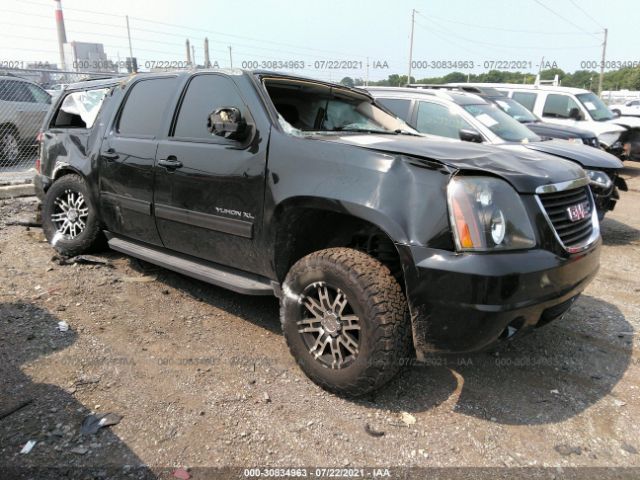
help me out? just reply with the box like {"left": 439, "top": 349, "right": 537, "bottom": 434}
{"left": 1, "top": 165, "right": 640, "bottom": 480}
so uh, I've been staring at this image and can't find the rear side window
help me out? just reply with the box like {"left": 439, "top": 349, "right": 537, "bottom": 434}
{"left": 52, "top": 88, "right": 109, "bottom": 129}
{"left": 26, "top": 84, "right": 51, "bottom": 104}
{"left": 542, "top": 94, "right": 581, "bottom": 119}
{"left": 118, "top": 77, "right": 178, "bottom": 137}
{"left": 174, "top": 74, "right": 244, "bottom": 140}
{"left": 0, "top": 80, "right": 34, "bottom": 102}
{"left": 512, "top": 92, "right": 537, "bottom": 111}
{"left": 376, "top": 98, "right": 412, "bottom": 122}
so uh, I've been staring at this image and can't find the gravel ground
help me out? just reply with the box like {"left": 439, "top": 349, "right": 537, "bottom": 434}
{"left": 1, "top": 164, "right": 639, "bottom": 480}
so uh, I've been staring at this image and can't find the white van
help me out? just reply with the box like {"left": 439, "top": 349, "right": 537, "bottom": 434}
{"left": 448, "top": 82, "right": 640, "bottom": 158}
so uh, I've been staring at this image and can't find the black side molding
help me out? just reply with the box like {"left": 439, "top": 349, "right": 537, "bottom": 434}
{"left": 155, "top": 203, "right": 253, "bottom": 238}
{"left": 107, "top": 235, "right": 274, "bottom": 296}
{"left": 101, "top": 192, "right": 151, "bottom": 215}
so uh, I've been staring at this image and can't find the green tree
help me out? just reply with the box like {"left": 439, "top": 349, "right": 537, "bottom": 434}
{"left": 340, "top": 76, "right": 355, "bottom": 87}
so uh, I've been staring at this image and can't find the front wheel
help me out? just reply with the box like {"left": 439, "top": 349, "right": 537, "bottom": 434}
{"left": 281, "top": 248, "right": 411, "bottom": 396}
{"left": 42, "top": 174, "right": 105, "bottom": 256}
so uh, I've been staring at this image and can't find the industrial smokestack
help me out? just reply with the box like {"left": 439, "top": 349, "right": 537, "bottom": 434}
{"left": 186, "top": 39, "right": 192, "bottom": 66}
{"left": 204, "top": 37, "right": 211, "bottom": 68}
{"left": 54, "top": 0, "right": 67, "bottom": 70}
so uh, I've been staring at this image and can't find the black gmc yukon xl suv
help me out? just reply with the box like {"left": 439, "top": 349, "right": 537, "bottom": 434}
{"left": 35, "top": 71, "right": 601, "bottom": 395}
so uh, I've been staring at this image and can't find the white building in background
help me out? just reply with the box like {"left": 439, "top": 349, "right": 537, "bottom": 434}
{"left": 64, "top": 42, "right": 116, "bottom": 73}
{"left": 601, "top": 89, "right": 640, "bottom": 104}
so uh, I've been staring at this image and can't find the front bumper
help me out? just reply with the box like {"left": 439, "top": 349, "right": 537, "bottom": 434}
{"left": 398, "top": 242, "right": 600, "bottom": 357}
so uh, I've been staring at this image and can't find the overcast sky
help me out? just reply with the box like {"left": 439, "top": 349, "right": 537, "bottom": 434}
{"left": 1, "top": 0, "right": 637, "bottom": 81}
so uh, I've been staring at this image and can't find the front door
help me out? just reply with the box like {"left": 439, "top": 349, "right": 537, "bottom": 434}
{"left": 99, "top": 76, "right": 179, "bottom": 245}
{"left": 153, "top": 73, "right": 268, "bottom": 273}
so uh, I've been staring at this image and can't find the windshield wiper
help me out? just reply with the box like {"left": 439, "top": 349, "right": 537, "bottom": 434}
{"left": 332, "top": 128, "right": 398, "bottom": 134}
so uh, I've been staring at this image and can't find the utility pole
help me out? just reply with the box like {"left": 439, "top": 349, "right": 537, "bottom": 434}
{"left": 126, "top": 15, "right": 136, "bottom": 72}
{"left": 598, "top": 28, "right": 608, "bottom": 95}
{"left": 204, "top": 37, "right": 211, "bottom": 68}
{"left": 365, "top": 57, "right": 369, "bottom": 86}
{"left": 228, "top": 46, "right": 233, "bottom": 69}
{"left": 53, "top": 0, "right": 67, "bottom": 71}
{"left": 407, "top": 9, "right": 416, "bottom": 86}
{"left": 191, "top": 44, "right": 196, "bottom": 67}
{"left": 186, "top": 39, "right": 192, "bottom": 65}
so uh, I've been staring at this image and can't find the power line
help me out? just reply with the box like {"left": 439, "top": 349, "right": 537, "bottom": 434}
{"left": 13, "top": 0, "right": 368, "bottom": 59}
{"left": 568, "top": 0, "right": 605, "bottom": 30}
{"left": 425, "top": 12, "right": 598, "bottom": 35}
{"left": 415, "top": 15, "right": 598, "bottom": 51}
{"left": 532, "top": 0, "right": 601, "bottom": 39}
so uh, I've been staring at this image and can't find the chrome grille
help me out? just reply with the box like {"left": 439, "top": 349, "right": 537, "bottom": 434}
{"left": 538, "top": 186, "right": 595, "bottom": 250}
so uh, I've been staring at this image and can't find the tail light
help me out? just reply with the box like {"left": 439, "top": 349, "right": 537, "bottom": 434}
{"left": 36, "top": 132, "right": 43, "bottom": 173}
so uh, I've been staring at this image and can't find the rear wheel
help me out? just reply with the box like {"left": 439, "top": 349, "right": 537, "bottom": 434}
{"left": 42, "top": 174, "right": 105, "bottom": 256}
{"left": 281, "top": 248, "right": 411, "bottom": 396}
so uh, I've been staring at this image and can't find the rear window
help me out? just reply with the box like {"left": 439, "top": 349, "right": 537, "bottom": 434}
{"left": 512, "top": 92, "right": 537, "bottom": 111}
{"left": 117, "top": 77, "right": 178, "bottom": 137}
{"left": 52, "top": 88, "right": 109, "bottom": 129}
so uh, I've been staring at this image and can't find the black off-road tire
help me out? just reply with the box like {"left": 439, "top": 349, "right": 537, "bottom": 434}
{"left": 281, "top": 247, "right": 412, "bottom": 396}
{"left": 42, "top": 174, "right": 105, "bottom": 257}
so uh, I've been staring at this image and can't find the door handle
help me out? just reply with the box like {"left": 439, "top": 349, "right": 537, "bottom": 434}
{"left": 102, "top": 148, "right": 119, "bottom": 161}
{"left": 158, "top": 156, "right": 183, "bottom": 170}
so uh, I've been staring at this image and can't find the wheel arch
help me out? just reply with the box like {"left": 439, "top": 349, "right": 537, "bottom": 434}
{"left": 271, "top": 196, "right": 408, "bottom": 285}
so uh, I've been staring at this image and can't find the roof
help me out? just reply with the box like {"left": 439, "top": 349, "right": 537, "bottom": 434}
{"left": 364, "top": 86, "right": 488, "bottom": 106}
{"left": 446, "top": 82, "right": 591, "bottom": 95}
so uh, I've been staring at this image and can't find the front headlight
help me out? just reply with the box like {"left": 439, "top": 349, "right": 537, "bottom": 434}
{"left": 585, "top": 169, "right": 613, "bottom": 189}
{"left": 447, "top": 176, "right": 536, "bottom": 251}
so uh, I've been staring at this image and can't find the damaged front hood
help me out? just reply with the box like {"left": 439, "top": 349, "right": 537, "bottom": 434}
{"left": 519, "top": 140, "right": 623, "bottom": 170}
{"left": 608, "top": 116, "right": 640, "bottom": 129}
{"left": 317, "top": 134, "right": 586, "bottom": 193}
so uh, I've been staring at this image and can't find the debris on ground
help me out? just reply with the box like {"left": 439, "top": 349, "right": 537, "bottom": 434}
{"left": 364, "top": 423, "right": 385, "bottom": 437}
{"left": 263, "top": 392, "right": 271, "bottom": 403}
{"left": 57, "top": 321, "right": 69, "bottom": 332}
{"left": 80, "top": 413, "right": 122, "bottom": 435}
{"left": 173, "top": 468, "right": 191, "bottom": 479}
{"left": 554, "top": 444, "right": 582, "bottom": 456}
{"left": 400, "top": 412, "right": 416, "bottom": 425}
{"left": 70, "top": 446, "right": 89, "bottom": 455}
{"left": 19, "top": 440, "right": 36, "bottom": 454}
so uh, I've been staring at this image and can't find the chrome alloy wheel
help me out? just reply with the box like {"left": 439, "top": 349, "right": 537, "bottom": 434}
{"left": 50, "top": 189, "right": 89, "bottom": 239}
{"left": 297, "top": 281, "right": 361, "bottom": 369}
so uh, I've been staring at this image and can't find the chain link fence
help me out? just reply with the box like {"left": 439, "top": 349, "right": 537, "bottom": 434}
{"left": 0, "top": 68, "right": 124, "bottom": 182}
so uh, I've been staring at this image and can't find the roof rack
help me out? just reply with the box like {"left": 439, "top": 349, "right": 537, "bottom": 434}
{"left": 404, "top": 83, "right": 506, "bottom": 97}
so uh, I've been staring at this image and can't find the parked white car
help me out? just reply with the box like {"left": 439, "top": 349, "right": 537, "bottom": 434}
{"left": 448, "top": 82, "right": 640, "bottom": 160}
{"left": 609, "top": 99, "right": 640, "bottom": 117}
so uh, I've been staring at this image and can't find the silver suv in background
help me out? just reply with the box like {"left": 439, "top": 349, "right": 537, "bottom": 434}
{"left": 0, "top": 75, "right": 51, "bottom": 166}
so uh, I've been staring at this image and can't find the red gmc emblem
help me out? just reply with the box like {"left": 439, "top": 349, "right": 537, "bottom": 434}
{"left": 566, "top": 201, "right": 590, "bottom": 222}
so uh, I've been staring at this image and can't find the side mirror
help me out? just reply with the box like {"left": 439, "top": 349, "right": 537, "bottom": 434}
{"left": 207, "top": 107, "right": 248, "bottom": 141}
{"left": 568, "top": 107, "right": 584, "bottom": 121}
{"left": 459, "top": 128, "right": 483, "bottom": 143}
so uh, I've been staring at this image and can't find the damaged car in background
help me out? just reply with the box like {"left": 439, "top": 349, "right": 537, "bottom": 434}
{"left": 458, "top": 82, "right": 640, "bottom": 161}
{"left": 35, "top": 71, "right": 600, "bottom": 395}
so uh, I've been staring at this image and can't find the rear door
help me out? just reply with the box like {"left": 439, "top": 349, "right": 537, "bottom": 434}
{"left": 153, "top": 73, "right": 267, "bottom": 273}
{"left": 99, "top": 76, "right": 180, "bottom": 245}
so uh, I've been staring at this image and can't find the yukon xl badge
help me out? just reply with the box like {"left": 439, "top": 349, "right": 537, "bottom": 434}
{"left": 566, "top": 201, "right": 590, "bottom": 222}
